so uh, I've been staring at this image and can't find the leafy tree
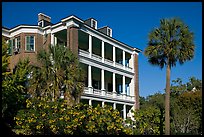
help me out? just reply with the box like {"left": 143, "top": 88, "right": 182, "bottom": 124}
{"left": 126, "top": 106, "right": 162, "bottom": 135}
{"left": 28, "top": 44, "right": 85, "bottom": 105}
{"left": 186, "top": 77, "right": 202, "bottom": 91}
{"left": 13, "top": 98, "right": 131, "bottom": 135}
{"left": 171, "top": 90, "right": 202, "bottom": 134}
{"left": 144, "top": 18, "right": 195, "bottom": 135}
{"left": 2, "top": 37, "right": 31, "bottom": 133}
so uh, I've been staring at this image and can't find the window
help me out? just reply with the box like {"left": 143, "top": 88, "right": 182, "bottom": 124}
{"left": 91, "top": 19, "right": 97, "bottom": 29}
{"left": 13, "top": 36, "right": 21, "bottom": 53}
{"left": 107, "top": 28, "right": 112, "bottom": 37}
{"left": 25, "top": 36, "right": 35, "bottom": 51}
{"left": 8, "top": 40, "right": 12, "bottom": 55}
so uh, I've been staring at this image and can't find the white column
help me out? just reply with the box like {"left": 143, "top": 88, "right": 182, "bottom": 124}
{"left": 89, "top": 35, "right": 92, "bottom": 57}
{"left": 101, "top": 69, "right": 105, "bottom": 96}
{"left": 113, "top": 73, "right": 117, "bottom": 98}
{"left": 51, "top": 33, "right": 54, "bottom": 46}
{"left": 54, "top": 36, "right": 57, "bottom": 45}
{"left": 113, "top": 73, "right": 116, "bottom": 92}
{"left": 123, "top": 75, "right": 126, "bottom": 95}
{"left": 113, "top": 103, "right": 116, "bottom": 110}
{"left": 102, "top": 41, "right": 104, "bottom": 63}
{"left": 88, "top": 65, "right": 92, "bottom": 94}
{"left": 102, "top": 101, "right": 105, "bottom": 107}
{"left": 89, "top": 99, "right": 92, "bottom": 106}
{"left": 123, "top": 50, "right": 125, "bottom": 68}
{"left": 113, "top": 46, "right": 116, "bottom": 67}
{"left": 123, "top": 104, "right": 126, "bottom": 119}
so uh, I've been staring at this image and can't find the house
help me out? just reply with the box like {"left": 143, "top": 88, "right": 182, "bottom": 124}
{"left": 2, "top": 13, "right": 142, "bottom": 119}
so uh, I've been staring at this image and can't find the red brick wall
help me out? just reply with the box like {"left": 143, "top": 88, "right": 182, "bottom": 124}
{"left": 9, "top": 32, "right": 44, "bottom": 70}
{"left": 134, "top": 53, "right": 140, "bottom": 110}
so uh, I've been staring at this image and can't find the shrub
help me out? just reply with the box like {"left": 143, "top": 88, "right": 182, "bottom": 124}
{"left": 14, "top": 97, "right": 132, "bottom": 135}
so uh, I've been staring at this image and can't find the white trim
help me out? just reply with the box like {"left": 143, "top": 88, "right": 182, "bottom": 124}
{"left": 61, "top": 15, "right": 84, "bottom": 24}
{"left": 81, "top": 96, "right": 134, "bottom": 106}
{"left": 38, "top": 13, "right": 51, "bottom": 20}
{"left": 9, "top": 25, "right": 41, "bottom": 32}
{"left": 79, "top": 56, "right": 134, "bottom": 79}
{"left": 10, "top": 28, "right": 43, "bottom": 37}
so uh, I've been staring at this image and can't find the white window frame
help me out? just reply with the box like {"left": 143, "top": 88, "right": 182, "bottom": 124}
{"left": 107, "top": 28, "right": 112, "bottom": 37}
{"left": 91, "top": 19, "right": 97, "bottom": 29}
{"left": 25, "top": 35, "right": 35, "bottom": 51}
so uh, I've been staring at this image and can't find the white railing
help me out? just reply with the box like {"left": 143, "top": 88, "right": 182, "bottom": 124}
{"left": 126, "top": 66, "right": 133, "bottom": 72}
{"left": 92, "top": 53, "right": 102, "bottom": 62}
{"left": 93, "top": 88, "right": 101, "bottom": 95}
{"left": 79, "top": 49, "right": 89, "bottom": 56}
{"left": 115, "top": 62, "right": 124, "bottom": 69}
{"left": 83, "top": 87, "right": 135, "bottom": 102}
{"left": 104, "top": 59, "right": 113, "bottom": 65}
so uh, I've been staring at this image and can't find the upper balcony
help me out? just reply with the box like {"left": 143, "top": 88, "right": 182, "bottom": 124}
{"left": 78, "top": 30, "right": 133, "bottom": 72}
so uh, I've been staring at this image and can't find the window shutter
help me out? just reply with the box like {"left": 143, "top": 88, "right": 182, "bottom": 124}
{"left": 8, "top": 40, "right": 12, "bottom": 55}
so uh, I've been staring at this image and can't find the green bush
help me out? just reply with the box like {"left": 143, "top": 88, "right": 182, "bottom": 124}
{"left": 14, "top": 97, "right": 132, "bottom": 135}
{"left": 126, "top": 106, "right": 162, "bottom": 135}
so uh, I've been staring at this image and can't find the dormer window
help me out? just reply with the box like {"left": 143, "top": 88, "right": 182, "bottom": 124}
{"left": 107, "top": 28, "right": 112, "bottom": 37}
{"left": 91, "top": 19, "right": 97, "bottom": 29}
{"left": 38, "top": 20, "right": 44, "bottom": 27}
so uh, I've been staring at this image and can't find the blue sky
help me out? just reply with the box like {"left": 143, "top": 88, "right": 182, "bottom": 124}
{"left": 2, "top": 2, "right": 202, "bottom": 97}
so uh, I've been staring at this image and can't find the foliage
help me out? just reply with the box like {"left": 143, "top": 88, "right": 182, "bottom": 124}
{"left": 28, "top": 44, "right": 85, "bottom": 105}
{"left": 144, "top": 18, "right": 195, "bottom": 134}
{"left": 126, "top": 106, "right": 163, "bottom": 135}
{"left": 2, "top": 37, "right": 31, "bottom": 130}
{"left": 171, "top": 90, "right": 202, "bottom": 134}
{"left": 14, "top": 98, "right": 131, "bottom": 135}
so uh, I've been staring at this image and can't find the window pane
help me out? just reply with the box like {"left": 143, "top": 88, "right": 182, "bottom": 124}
{"left": 26, "top": 36, "right": 30, "bottom": 51}
{"left": 8, "top": 40, "right": 12, "bottom": 55}
{"left": 17, "top": 36, "right": 21, "bottom": 49}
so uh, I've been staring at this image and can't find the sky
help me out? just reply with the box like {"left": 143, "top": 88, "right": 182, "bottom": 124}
{"left": 2, "top": 2, "right": 202, "bottom": 98}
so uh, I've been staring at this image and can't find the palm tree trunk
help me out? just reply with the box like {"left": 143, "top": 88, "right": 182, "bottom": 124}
{"left": 165, "top": 64, "right": 171, "bottom": 135}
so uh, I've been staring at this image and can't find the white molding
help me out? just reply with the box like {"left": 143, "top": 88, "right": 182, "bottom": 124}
{"left": 10, "top": 28, "right": 43, "bottom": 37}
{"left": 79, "top": 56, "right": 134, "bottom": 78}
{"left": 81, "top": 95, "right": 134, "bottom": 106}
{"left": 61, "top": 15, "right": 84, "bottom": 24}
{"left": 2, "top": 29, "right": 10, "bottom": 38}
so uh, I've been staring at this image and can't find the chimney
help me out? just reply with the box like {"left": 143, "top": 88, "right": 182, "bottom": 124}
{"left": 98, "top": 26, "right": 112, "bottom": 37}
{"left": 38, "top": 13, "right": 52, "bottom": 27}
{"left": 84, "top": 18, "right": 97, "bottom": 29}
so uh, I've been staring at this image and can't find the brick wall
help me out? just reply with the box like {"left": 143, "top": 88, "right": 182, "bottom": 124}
{"left": 134, "top": 53, "right": 140, "bottom": 110}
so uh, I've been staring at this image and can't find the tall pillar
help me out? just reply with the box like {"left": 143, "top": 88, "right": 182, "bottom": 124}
{"left": 113, "top": 73, "right": 117, "bottom": 98}
{"left": 133, "top": 52, "right": 139, "bottom": 110}
{"left": 88, "top": 65, "right": 93, "bottom": 93}
{"left": 123, "top": 104, "right": 126, "bottom": 119}
{"left": 89, "top": 99, "right": 92, "bottom": 106}
{"left": 101, "top": 69, "right": 105, "bottom": 95}
{"left": 113, "top": 103, "right": 116, "bottom": 110}
{"left": 51, "top": 33, "right": 54, "bottom": 46}
{"left": 102, "top": 101, "right": 105, "bottom": 107}
{"left": 123, "top": 75, "right": 126, "bottom": 95}
{"left": 123, "top": 50, "right": 125, "bottom": 68}
{"left": 102, "top": 41, "right": 104, "bottom": 63}
{"left": 54, "top": 36, "right": 57, "bottom": 45}
{"left": 89, "top": 35, "right": 92, "bottom": 58}
{"left": 113, "top": 46, "right": 116, "bottom": 67}
{"left": 69, "top": 26, "right": 79, "bottom": 55}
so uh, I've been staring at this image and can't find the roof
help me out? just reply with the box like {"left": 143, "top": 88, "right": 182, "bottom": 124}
{"left": 2, "top": 14, "right": 142, "bottom": 52}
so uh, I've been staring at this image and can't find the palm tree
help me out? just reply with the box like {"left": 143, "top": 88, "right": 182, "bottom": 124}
{"left": 144, "top": 18, "right": 195, "bottom": 135}
{"left": 29, "top": 44, "right": 85, "bottom": 105}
